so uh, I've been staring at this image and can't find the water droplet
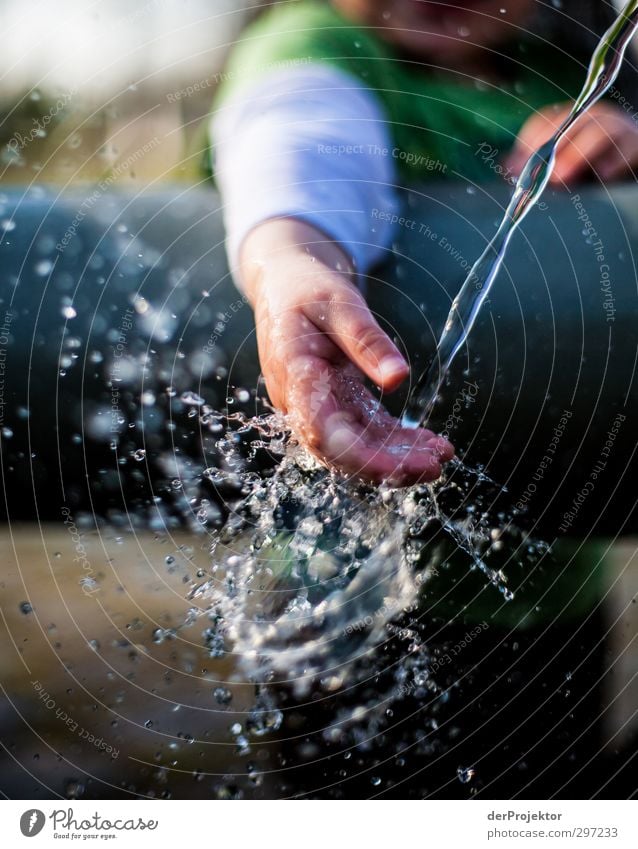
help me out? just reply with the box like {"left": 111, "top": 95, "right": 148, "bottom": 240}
{"left": 64, "top": 779, "right": 85, "bottom": 799}
{"left": 213, "top": 687, "right": 232, "bottom": 705}
{"left": 457, "top": 766, "right": 475, "bottom": 784}
{"left": 180, "top": 390, "right": 205, "bottom": 406}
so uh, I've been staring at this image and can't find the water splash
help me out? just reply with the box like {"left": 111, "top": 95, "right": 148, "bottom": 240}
{"left": 403, "top": 0, "right": 638, "bottom": 428}
{"left": 180, "top": 410, "right": 530, "bottom": 728}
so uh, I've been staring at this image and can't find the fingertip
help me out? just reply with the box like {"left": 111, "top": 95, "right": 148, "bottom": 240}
{"left": 377, "top": 355, "right": 409, "bottom": 390}
{"left": 412, "top": 429, "right": 453, "bottom": 457}
{"left": 550, "top": 165, "right": 573, "bottom": 187}
{"left": 428, "top": 436, "right": 455, "bottom": 463}
{"left": 387, "top": 443, "right": 443, "bottom": 486}
{"left": 324, "top": 422, "right": 358, "bottom": 464}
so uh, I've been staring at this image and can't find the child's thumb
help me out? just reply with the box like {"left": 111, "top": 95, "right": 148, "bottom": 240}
{"left": 307, "top": 290, "right": 409, "bottom": 391}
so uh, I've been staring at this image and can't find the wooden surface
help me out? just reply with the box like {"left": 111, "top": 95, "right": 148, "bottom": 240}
{"left": 1, "top": 525, "right": 636, "bottom": 797}
{"left": 0, "top": 524, "right": 257, "bottom": 799}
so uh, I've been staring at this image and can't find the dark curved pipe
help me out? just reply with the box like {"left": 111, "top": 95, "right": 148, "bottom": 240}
{"left": 0, "top": 183, "right": 636, "bottom": 535}
{"left": 370, "top": 181, "right": 638, "bottom": 538}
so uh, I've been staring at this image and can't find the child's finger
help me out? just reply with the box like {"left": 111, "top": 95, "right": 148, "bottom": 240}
{"left": 553, "top": 120, "right": 638, "bottom": 184}
{"left": 305, "top": 290, "right": 409, "bottom": 391}
{"left": 506, "top": 112, "right": 596, "bottom": 184}
{"left": 386, "top": 428, "right": 456, "bottom": 464}
{"left": 506, "top": 106, "right": 638, "bottom": 186}
{"left": 504, "top": 105, "right": 572, "bottom": 175}
{"left": 255, "top": 303, "right": 344, "bottom": 411}
{"left": 321, "top": 411, "right": 444, "bottom": 484}
{"left": 282, "top": 358, "right": 453, "bottom": 484}
{"left": 550, "top": 119, "right": 617, "bottom": 184}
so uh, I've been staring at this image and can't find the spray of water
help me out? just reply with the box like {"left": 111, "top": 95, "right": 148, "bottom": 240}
{"left": 402, "top": 0, "right": 638, "bottom": 428}
{"left": 178, "top": 410, "right": 532, "bottom": 736}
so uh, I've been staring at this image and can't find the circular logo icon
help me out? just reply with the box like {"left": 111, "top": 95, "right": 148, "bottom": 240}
{"left": 20, "top": 810, "right": 45, "bottom": 837}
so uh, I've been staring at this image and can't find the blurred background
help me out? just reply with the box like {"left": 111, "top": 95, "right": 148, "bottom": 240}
{"left": 0, "top": 0, "right": 262, "bottom": 187}
{"left": 0, "top": 0, "right": 632, "bottom": 188}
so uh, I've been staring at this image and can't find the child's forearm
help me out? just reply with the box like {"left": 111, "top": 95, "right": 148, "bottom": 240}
{"left": 238, "top": 217, "right": 356, "bottom": 307}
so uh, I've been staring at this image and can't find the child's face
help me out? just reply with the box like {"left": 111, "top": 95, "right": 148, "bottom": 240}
{"left": 333, "top": 0, "right": 536, "bottom": 62}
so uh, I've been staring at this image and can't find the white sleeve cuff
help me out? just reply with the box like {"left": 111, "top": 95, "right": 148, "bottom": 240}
{"left": 210, "top": 64, "right": 400, "bottom": 286}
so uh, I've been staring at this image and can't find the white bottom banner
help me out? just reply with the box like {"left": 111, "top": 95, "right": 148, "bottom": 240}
{"left": 0, "top": 800, "right": 635, "bottom": 848}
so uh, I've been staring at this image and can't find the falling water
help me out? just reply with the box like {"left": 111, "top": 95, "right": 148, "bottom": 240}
{"left": 402, "top": 0, "right": 638, "bottom": 428}
{"left": 182, "top": 409, "right": 533, "bottom": 735}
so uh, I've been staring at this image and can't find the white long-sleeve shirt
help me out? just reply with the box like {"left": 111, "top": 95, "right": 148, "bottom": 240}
{"left": 210, "top": 64, "right": 401, "bottom": 287}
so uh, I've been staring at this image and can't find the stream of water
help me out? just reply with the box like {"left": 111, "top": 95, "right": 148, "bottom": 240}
{"left": 402, "top": 0, "right": 638, "bottom": 428}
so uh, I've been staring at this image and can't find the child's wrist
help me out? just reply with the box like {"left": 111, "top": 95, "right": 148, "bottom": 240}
{"left": 237, "top": 217, "right": 356, "bottom": 304}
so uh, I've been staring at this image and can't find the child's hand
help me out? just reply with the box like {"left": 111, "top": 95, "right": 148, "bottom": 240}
{"left": 238, "top": 218, "right": 454, "bottom": 485}
{"left": 505, "top": 102, "right": 638, "bottom": 184}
